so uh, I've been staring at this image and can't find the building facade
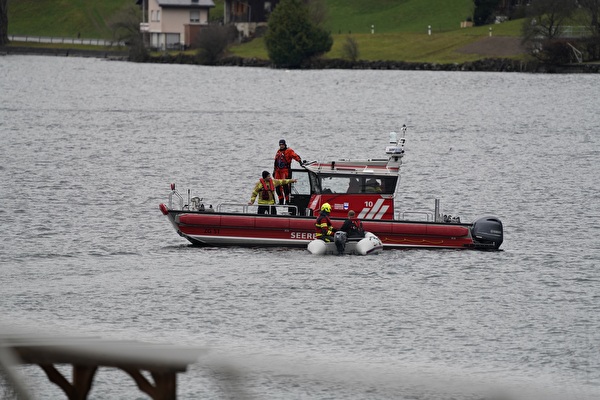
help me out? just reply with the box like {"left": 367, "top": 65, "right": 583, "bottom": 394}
{"left": 139, "top": 0, "right": 215, "bottom": 49}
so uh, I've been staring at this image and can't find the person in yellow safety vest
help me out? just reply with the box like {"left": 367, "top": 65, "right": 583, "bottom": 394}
{"left": 315, "top": 203, "right": 335, "bottom": 242}
{"left": 248, "top": 171, "right": 297, "bottom": 215}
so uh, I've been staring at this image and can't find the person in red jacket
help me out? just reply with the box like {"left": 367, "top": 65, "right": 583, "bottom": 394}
{"left": 273, "top": 139, "right": 303, "bottom": 205}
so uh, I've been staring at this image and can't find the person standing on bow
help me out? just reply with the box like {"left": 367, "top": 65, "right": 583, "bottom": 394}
{"left": 315, "top": 203, "right": 335, "bottom": 242}
{"left": 249, "top": 171, "right": 297, "bottom": 215}
{"left": 340, "top": 210, "right": 365, "bottom": 239}
{"left": 273, "top": 139, "right": 303, "bottom": 205}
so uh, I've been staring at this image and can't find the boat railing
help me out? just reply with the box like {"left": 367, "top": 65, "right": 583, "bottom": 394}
{"left": 398, "top": 211, "right": 434, "bottom": 221}
{"left": 168, "top": 189, "right": 184, "bottom": 210}
{"left": 217, "top": 203, "right": 300, "bottom": 215}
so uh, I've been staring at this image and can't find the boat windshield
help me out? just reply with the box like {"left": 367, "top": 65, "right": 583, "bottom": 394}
{"left": 291, "top": 170, "right": 314, "bottom": 195}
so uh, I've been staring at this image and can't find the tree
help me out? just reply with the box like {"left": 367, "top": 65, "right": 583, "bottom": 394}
{"left": 264, "top": 0, "right": 333, "bottom": 68}
{"left": 341, "top": 36, "right": 359, "bottom": 62}
{"left": 108, "top": 4, "right": 147, "bottom": 62}
{"left": 521, "top": 0, "right": 578, "bottom": 63}
{"left": 0, "top": 0, "right": 8, "bottom": 46}
{"left": 473, "top": 0, "right": 500, "bottom": 26}
{"left": 577, "top": 0, "right": 600, "bottom": 59}
{"left": 194, "top": 25, "right": 237, "bottom": 65}
{"left": 307, "top": 0, "right": 329, "bottom": 28}
{"left": 522, "top": 0, "right": 577, "bottom": 40}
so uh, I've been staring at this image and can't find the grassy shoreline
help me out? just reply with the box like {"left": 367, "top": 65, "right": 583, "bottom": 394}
{"left": 7, "top": 0, "right": 531, "bottom": 65}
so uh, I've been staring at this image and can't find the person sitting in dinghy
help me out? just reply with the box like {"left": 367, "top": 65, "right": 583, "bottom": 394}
{"left": 315, "top": 203, "right": 336, "bottom": 242}
{"left": 340, "top": 210, "right": 365, "bottom": 239}
{"left": 248, "top": 171, "right": 297, "bottom": 215}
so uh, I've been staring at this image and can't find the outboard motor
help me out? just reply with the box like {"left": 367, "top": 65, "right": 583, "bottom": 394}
{"left": 471, "top": 216, "right": 503, "bottom": 249}
{"left": 334, "top": 231, "right": 347, "bottom": 254}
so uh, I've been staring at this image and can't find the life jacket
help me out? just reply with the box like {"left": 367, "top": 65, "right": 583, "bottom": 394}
{"left": 275, "top": 149, "right": 289, "bottom": 170}
{"left": 260, "top": 178, "right": 274, "bottom": 200}
{"left": 347, "top": 219, "right": 365, "bottom": 238}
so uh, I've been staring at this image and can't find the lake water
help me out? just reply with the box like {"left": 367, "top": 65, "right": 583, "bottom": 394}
{"left": 1, "top": 55, "right": 599, "bottom": 400}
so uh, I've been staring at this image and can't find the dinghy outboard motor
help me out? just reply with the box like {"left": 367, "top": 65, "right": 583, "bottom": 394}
{"left": 471, "top": 216, "right": 503, "bottom": 249}
{"left": 334, "top": 231, "right": 347, "bottom": 254}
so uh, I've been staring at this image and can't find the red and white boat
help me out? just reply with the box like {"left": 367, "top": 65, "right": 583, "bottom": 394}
{"left": 159, "top": 126, "right": 503, "bottom": 250}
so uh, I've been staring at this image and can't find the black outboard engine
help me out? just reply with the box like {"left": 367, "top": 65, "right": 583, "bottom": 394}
{"left": 334, "top": 231, "right": 347, "bottom": 255}
{"left": 471, "top": 216, "right": 503, "bottom": 249}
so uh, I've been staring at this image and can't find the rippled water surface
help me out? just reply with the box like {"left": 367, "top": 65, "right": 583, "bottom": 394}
{"left": 1, "top": 56, "right": 599, "bottom": 399}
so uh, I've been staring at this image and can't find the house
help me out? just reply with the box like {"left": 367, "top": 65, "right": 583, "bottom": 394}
{"left": 138, "top": 0, "right": 215, "bottom": 50}
{"left": 224, "top": 0, "right": 281, "bottom": 38}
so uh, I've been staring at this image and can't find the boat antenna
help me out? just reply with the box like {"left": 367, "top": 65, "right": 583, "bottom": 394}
{"left": 385, "top": 124, "right": 406, "bottom": 156}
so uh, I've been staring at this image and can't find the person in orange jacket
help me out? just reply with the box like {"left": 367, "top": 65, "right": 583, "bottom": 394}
{"left": 249, "top": 171, "right": 297, "bottom": 215}
{"left": 273, "top": 139, "right": 303, "bottom": 205}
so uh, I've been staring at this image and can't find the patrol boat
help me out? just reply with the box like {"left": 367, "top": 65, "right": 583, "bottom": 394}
{"left": 159, "top": 126, "right": 504, "bottom": 250}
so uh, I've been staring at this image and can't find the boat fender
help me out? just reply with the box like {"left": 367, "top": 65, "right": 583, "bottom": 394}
{"left": 307, "top": 239, "right": 327, "bottom": 255}
{"left": 159, "top": 203, "right": 169, "bottom": 215}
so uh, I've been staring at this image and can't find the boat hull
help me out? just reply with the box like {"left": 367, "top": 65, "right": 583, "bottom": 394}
{"left": 161, "top": 208, "right": 501, "bottom": 250}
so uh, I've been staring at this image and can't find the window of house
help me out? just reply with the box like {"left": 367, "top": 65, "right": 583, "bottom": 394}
{"left": 151, "top": 10, "right": 155, "bottom": 21}
{"left": 166, "top": 33, "right": 181, "bottom": 49}
{"left": 157, "top": 10, "right": 161, "bottom": 22}
{"left": 190, "top": 10, "right": 200, "bottom": 23}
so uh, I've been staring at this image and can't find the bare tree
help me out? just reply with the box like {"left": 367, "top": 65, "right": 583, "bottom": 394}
{"left": 520, "top": 0, "right": 580, "bottom": 62}
{"left": 522, "top": 0, "right": 577, "bottom": 41}
{"left": 578, "top": 0, "right": 600, "bottom": 35}
{"left": 577, "top": 0, "right": 600, "bottom": 59}
{"left": 194, "top": 25, "right": 238, "bottom": 65}
{"left": 307, "top": 0, "right": 329, "bottom": 28}
{"left": 341, "top": 36, "right": 359, "bottom": 62}
{"left": 0, "top": 0, "right": 8, "bottom": 46}
{"left": 108, "top": 4, "right": 147, "bottom": 61}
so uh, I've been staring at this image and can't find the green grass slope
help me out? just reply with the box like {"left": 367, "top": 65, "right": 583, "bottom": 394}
{"left": 326, "top": 0, "right": 474, "bottom": 34}
{"left": 7, "top": 0, "right": 127, "bottom": 38}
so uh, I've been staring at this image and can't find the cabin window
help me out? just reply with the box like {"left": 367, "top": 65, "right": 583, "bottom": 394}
{"left": 320, "top": 176, "right": 351, "bottom": 194}
{"left": 190, "top": 10, "right": 200, "bottom": 23}
{"left": 318, "top": 175, "right": 397, "bottom": 195}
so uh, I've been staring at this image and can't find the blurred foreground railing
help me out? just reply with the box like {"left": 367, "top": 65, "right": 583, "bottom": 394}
{"left": 0, "top": 331, "right": 203, "bottom": 400}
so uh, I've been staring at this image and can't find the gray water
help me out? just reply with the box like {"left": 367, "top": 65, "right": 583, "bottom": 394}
{"left": 1, "top": 55, "right": 599, "bottom": 399}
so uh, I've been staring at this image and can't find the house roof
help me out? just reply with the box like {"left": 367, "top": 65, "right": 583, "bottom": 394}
{"left": 157, "top": 0, "right": 215, "bottom": 8}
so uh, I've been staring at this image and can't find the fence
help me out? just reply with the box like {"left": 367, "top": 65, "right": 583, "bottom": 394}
{"left": 8, "top": 35, "right": 124, "bottom": 47}
{"left": 559, "top": 26, "right": 592, "bottom": 38}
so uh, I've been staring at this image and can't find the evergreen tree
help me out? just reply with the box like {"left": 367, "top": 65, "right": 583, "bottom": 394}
{"left": 264, "top": 0, "right": 332, "bottom": 68}
{"left": 0, "top": 0, "right": 8, "bottom": 46}
{"left": 473, "top": 0, "right": 500, "bottom": 26}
